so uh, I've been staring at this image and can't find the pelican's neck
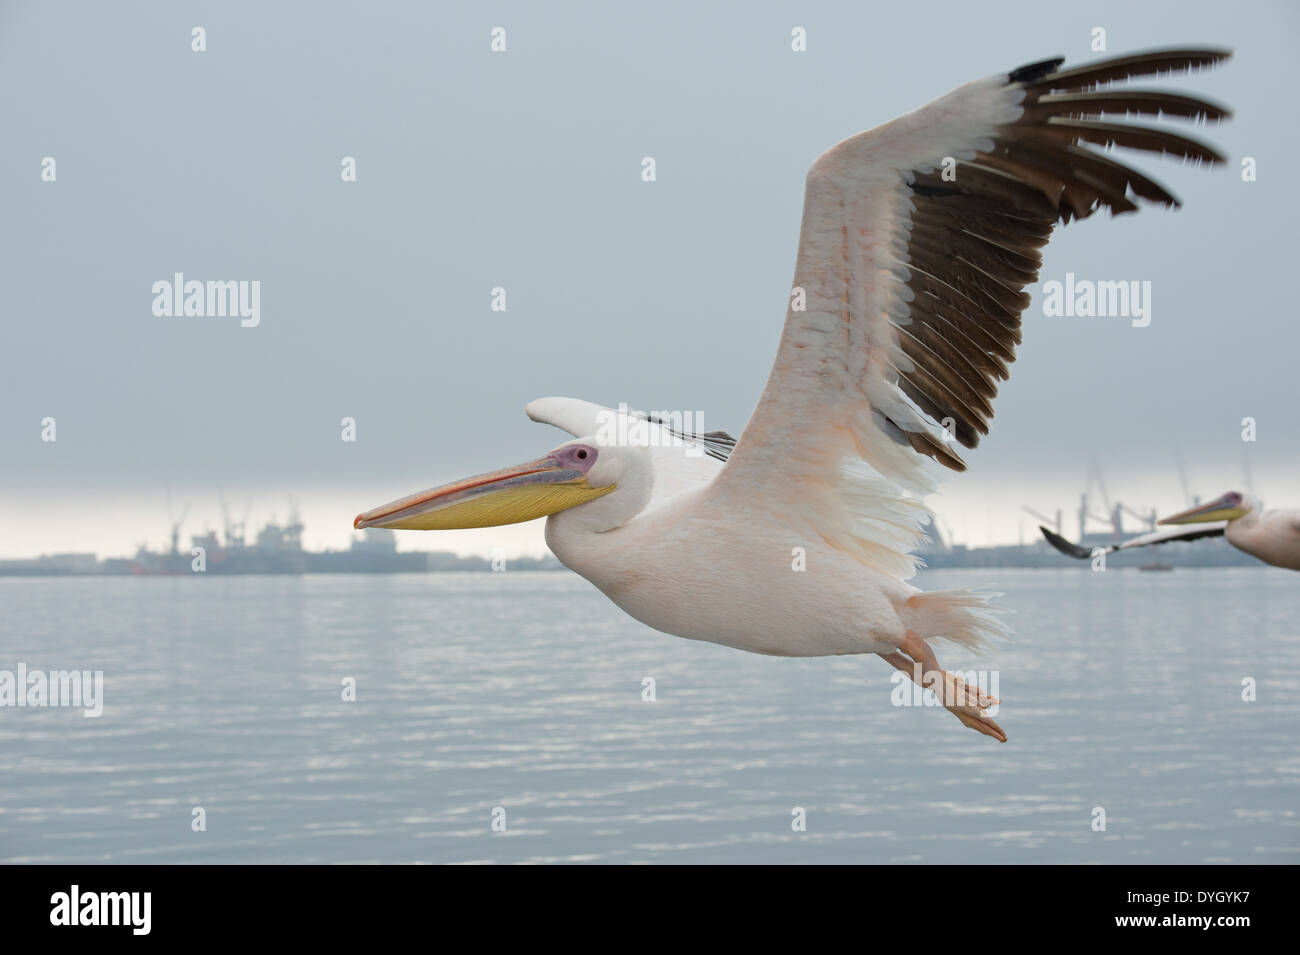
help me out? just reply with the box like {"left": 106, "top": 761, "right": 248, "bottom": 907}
{"left": 1226, "top": 501, "right": 1261, "bottom": 532}
{"left": 546, "top": 447, "right": 654, "bottom": 539}
{"left": 1224, "top": 497, "right": 1270, "bottom": 545}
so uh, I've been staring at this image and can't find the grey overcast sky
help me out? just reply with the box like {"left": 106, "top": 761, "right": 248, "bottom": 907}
{"left": 1, "top": 0, "right": 1296, "bottom": 558}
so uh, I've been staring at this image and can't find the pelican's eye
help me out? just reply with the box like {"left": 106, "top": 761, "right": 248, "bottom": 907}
{"left": 556, "top": 445, "right": 597, "bottom": 471}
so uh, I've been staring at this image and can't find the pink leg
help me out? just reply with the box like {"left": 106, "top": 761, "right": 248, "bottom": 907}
{"left": 884, "top": 633, "right": 1007, "bottom": 743}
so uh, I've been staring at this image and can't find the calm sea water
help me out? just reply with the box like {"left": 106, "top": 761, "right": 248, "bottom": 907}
{"left": 0, "top": 568, "right": 1296, "bottom": 864}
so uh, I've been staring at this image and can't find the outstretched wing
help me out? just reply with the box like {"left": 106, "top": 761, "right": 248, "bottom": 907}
{"left": 709, "top": 48, "right": 1231, "bottom": 579}
{"left": 526, "top": 396, "right": 733, "bottom": 508}
{"left": 1041, "top": 522, "right": 1227, "bottom": 559}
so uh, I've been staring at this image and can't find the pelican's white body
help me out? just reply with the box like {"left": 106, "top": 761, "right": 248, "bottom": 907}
{"left": 529, "top": 397, "right": 1002, "bottom": 659}
{"left": 547, "top": 485, "right": 912, "bottom": 656}
{"left": 1226, "top": 508, "right": 1300, "bottom": 569}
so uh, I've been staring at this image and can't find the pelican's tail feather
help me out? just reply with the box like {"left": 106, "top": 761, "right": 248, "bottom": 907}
{"left": 900, "top": 589, "right": 1012, "bottom": 655}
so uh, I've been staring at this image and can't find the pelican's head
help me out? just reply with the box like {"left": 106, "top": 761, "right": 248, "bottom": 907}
{"left": 1158, "top": 490, "right": 1255, "bottom": 526}
{"left": 353, "top": 439, "right": 633, "bottom": 531}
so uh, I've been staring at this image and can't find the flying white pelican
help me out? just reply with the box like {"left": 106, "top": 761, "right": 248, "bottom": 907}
{"left": 1041, "top": 491, "right": 1300, "bottom": 570}
{"left": 357, "top": 48, "right": 1233, "bottom": 742}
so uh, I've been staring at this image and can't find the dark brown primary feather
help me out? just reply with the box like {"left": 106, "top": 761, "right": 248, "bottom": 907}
{"left": 896, "top": 47, "right": 1230, "bottom": 470}
{"left": 1024, "top": 49, "right": 1230, "bottom": 91}
{"left": 1024, "top": 90, "right": 1231, "bottom": 123}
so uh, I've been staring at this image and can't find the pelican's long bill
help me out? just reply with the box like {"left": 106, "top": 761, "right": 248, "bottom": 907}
{"left": 1159, "top": 492, "right": 1247, "bottom": 526}
{"left": 354, "top": 454, "right": 614, "bottom": 531}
